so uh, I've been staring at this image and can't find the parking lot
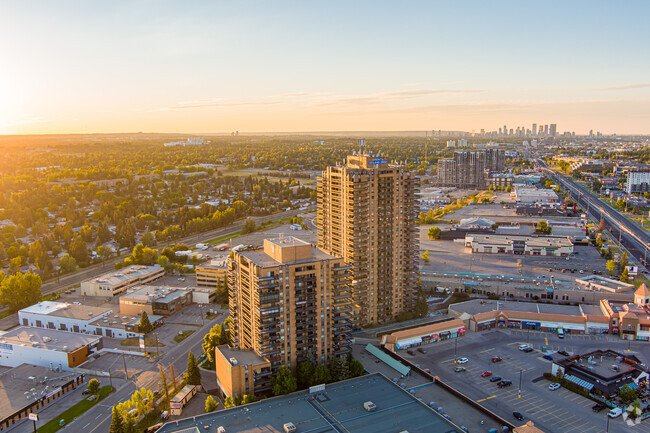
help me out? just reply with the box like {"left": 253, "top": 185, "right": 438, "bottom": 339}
{"left": 399, "top": 329, "right": 650, "bottom": 433}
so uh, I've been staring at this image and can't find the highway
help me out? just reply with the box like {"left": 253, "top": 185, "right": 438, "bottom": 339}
{"left": 529, "top": 156, "right": 649, "bottom": 266}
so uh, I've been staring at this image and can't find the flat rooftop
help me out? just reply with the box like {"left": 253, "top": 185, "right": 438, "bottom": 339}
{"left": 0, "top": 364, "right": 81, "bottom": 420}
{"left": 217, "top": 346, "right": 268, "bottom": 366}
{"left": 239, "top": 244, "right": 337, "bottom": 268}
{"left": 157, "top": 373, "right": 464, "bottom": 433}
{"left": 85, "top": 264, "right": 163, "bottom": 286}
{"left": 569, "top": 350, "right": 645, "bottom": 382}
{"left": 20, "top": 301, "right": 111, "bottom": 321}
{"left": 0, "top": 326, "right": 100, "bottom": 352}
{"left": 451, "top": 299, "right": 584, "bottom": 317}
{"left": 577, "top": 275, "right": 634, "bottom": 292}
{"left": 469, "top": 234, "right": 573, "bottom": 248}
{"left": 122, "top": 285, "right": 190, "bottom": 303}
{"left": 196, "top": 259, "right": 227, "bottom": 270}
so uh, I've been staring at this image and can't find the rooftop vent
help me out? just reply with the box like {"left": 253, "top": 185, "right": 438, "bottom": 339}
{"left": 283, "top": 423, "right": 296, "bottom": 433}
{"left": 229, "top": 357, "right": 238, "bottom": 366}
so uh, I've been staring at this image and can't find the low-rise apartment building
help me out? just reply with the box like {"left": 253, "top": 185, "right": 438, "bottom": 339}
{"left": 119, "top": 286, "right": 192, "bottom": 316}
{"left": 195, "top": 258, "right": 228, "bottom": 291}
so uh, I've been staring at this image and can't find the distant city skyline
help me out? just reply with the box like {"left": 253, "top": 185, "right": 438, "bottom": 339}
{"left": 2, "top": 1, "right": 650, "bottom": 135}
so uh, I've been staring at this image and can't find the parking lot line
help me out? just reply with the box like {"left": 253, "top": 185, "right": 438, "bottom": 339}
{"left": 476, "top": 395, "right": 496, "bottom": 403}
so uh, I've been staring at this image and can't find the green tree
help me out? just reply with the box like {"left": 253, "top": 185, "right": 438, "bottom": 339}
{"left": 141, "top": 232, "right": 155, "bottom": 247}
{"left": 313, "top": 365, "right": 331, "bottom": 384}
{"left": 158, "top": 365, "right": 169, "bottom": 407}
{"left": 619, "top": 384, "right": 638, "bottom": 404}
{"left": 139, "top": 311, "right": 153, "bottom": 334}
{"left": 205, "top": 395, "right": 219, "bottom": 412}
{"left": 606, "top": 260, "right": 616, "bottom": 274}
{"left": 109, "top": 406, "right": 124, "bottom": 433}
{"left": 420, "top": 250, "right": 430, "bottom": 264}
{"left": 0, "top": 272, "right": 42, "bottom": 312}
{"left": 185, "top": 352, "right": 202, "bottom": 386}
{"left": 69, "top": 235, "right": 89, "bottom": 263}
{"left": 427, "top": 226, "right": 441, "bottom": 240}
{"left": 619, "top": 252, "right": 629, "bottom": 271}
{"left": 414, "top": 287, "right": 429, "bottom": 318}
{"left": 329, "top": 356, "right": 350, "bottom": 382}
{"left": 242, "top": 394, "right": 256, "bottom": 404}
{"left": 9, "top": 256, "right": 22, "bottom": 273}
{"left": 620, "top": 267, "right": 630, "bottom": 283}
{"left": 59, "top": 254, "right": 77, "bottom": 273}
{"left": 241, "top": 218, "right": 256, "bottom": 234}
{"left": 87, "top": 378, "right": 100, "bottom": 395}
{"left": 347, "top": 355, "right": 365, "bottom": 378}
{"left": 224, "top": 396, "right": 236, "bottom": 409}
{"left": 296, "top": 361, "right": 315, "bottom": 389}
{"left": 271, "top": 366, "right": 297, "bottom": 396}
{"left": 96, "top": 245, "right": 111, "bottom": 268}
{"left": 123, "top": 417, "right": 136, "bottom": 433}
{"left": 536, "top": 221, "right": 552, "bottom": 234}
{"left": 202, "top": 322, "right": 231, "bottom": 364}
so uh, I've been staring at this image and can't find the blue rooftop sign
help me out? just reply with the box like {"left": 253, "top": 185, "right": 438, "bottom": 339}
{"left": 368, "top": 158, "right": 387, "bottom": 165}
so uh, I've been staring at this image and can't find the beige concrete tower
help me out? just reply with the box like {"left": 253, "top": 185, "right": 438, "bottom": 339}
{"left": 317, "top": 154, "right": 419, "bottom": 326}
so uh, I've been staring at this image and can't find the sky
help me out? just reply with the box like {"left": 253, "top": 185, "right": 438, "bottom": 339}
{"left": 1, "top": 0, "right": 650, "bottom": 135}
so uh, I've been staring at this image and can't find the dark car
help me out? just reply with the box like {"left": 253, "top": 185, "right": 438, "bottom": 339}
{"left": 523, "top": 347, "right": 534, "bottom": 353}
{"left": 417, "top": 348, "right": 427, "bottom": 354}
{"left": 490, "top": 376, "right": 502, "bottom": 382}
{"left": 491, "top": 356, "right": 503, "bottom": 363}
{"left": 407, "top": 349, "right": 415, "bottom": 356}
{"left": 513, "top": 411, "right": 524, "bottom": 421}
{"left": 543, "top": 354, "right": 553, "bottom": 361}
{"left": 558, "top": 350, "right": 570, "bottom": 357}
{"left": 592, "top": 403, "right": 606, "bottom": 412}
{"left": 498, "top": 380, "right": 513, "bottom": 388}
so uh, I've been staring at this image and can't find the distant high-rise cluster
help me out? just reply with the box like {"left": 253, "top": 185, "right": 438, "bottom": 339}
{"left": 437, "top": 149, "right": 505, "bottom": 188}
{"left": 473, "top": 123, "right": 564, "bottom": 138}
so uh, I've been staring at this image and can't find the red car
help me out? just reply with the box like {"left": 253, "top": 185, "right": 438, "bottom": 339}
{"left": 491, "top": 356, "right": 503, "bottom": 363}
{"left": 481, "top": 371, "right": 493, "bottom": 377}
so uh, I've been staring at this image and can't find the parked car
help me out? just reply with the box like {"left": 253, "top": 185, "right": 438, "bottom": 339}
{"left": 160, "top": 411, "right": 169, "bottom": 420}
{"left": 548, "top": 383, "right": 561, "bottom": 391}
{"left": 407, "top": 350, "right": 415, "bottom": 356}
{"left": 518, "top": 344, "right": 531, "bottom": 351}
{"left": 592, "top": 403, "right": 606, "bottom": 412}
{"left": 558, "top": 350, "right": 570, "bottom": 357}
{"left": 424, "top": 368, "right": 431, "bottom": 374}
{"left": 417, "top": 348, "right": 427, "bottom": 354}
{"left": 523, "top": 347, "right": 534, "bottom": 353}
{"left": 608, "top": 408, "right": 623, "bottom": 418}
{"left": 491, "top": 356, "right": 503, "bottom": 363}
{"left": 490, "top": 376, "right": 502, "bottom": 382}
{"left": 456, "top": 357, "right": 469, "bottom": 364}
{"left": 543, "top": 354, "right": 553, "bottom": 361}
{"left": 498, "top": 380, "right": 512, "bottom": 388}
{"left": 481, "top": 371, "right": 493, "bottom": 377}
{"left": 454, "top": 366, "right": 466, "bottom": 373}
{"left": 513, "top": 411, "right": 524, "bottom": 421}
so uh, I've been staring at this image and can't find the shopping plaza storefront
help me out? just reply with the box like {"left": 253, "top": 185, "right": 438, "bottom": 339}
{"left": 383, "top": 319, "right": 467, "bottom": 351}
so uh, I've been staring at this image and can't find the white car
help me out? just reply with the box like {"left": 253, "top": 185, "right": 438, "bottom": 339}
{"left": 548, "top": 383, "right": 561, "bottom": 391}
{"left": 608, "top": 407, "right": 623, "bottom": 418}
{"left": 519, "top": 344, "right": 531, "bottom": 351}
{"left": 456, "top": 357, "right": 469, "bottom": 364}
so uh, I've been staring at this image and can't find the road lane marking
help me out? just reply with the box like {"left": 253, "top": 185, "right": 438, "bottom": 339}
{"left": 476, "top": 395, "right": 496, "bottom": 402}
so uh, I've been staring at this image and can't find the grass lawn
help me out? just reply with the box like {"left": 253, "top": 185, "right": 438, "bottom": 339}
{"left": 206, "top": 231, "right": 241, "bottom": 245}
{"left": 121, "top": 337, "right": 164, "bottom": 347}
{"left": 635, "top": 274, "right": 650, "bottom": 288}
{"left": 201, "top": 359, "right": 215, "bottom": 370}
{"left": 36, "top": 386, "right": 115, "bottom": 433}
{"left": 174, "top": 330, "right": 195, "bottom": 343}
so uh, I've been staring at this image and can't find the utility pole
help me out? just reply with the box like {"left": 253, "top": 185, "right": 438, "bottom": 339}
{"left": 518, "top": 369, "right": 523, "bottom": 398}
{"left": 199, "top": 304, "right": 204, "bottom": 326}
{"left": 122, "top": 352, "right": 128, "bottom": 380}
{"left": 155, "top": 332, "right": 160, "bottom": 357}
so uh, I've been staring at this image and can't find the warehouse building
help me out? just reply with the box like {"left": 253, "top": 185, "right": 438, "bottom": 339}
{"left": 81, "top": 265, "right": 165, "bottom": 297}
{"left": 0, "top": 327, "right": 102, "bottom": 370}
{"left": 465, "top": 234, "right": 573, "bottom": 256}
{"left": 512, "top": 186, "right": 558, "bottom": 204}
{"left": 0, "top": 364, "right": 85, "bottom": 432}
{"left": 17, "top": 301, "right": 159, "bottom": 339}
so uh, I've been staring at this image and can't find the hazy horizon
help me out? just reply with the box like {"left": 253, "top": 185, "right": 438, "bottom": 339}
{"left": 2, "top": 0, "right": 650, "bottom": 135}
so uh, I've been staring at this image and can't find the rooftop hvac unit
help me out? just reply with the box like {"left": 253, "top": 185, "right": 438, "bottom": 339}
{"left": 229, "top": 357, "right": 238, "bottom": 366}
{"left": 283, "top": 423, "right": 296, "bottom": 433}
{"left": 43, "top": 337, "right": 52, "bottom": 343}
{"left": 363, "top": 401, "right": 376, "bottom": 412}
{"left": 62, "top": 346, "right": 68, "bottom": 351}
{"left": 217, "top": 428, "right": 226, "bottom": 433}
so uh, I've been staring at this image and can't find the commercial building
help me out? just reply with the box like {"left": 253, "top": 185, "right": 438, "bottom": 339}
{"left": 214, "top": 345, "right": 272, "bottom": 398}
{"left": 119, "top": 285, "right": 192, "bottom": 316}
{"left": 627, "top": 169, "right": 650, "bottom": 194}
{"left": 157, "top": 373, "right": 464, "bottom": 433}
{"left": 552, "top": 350, "right": 648, "bottom": 398}
{"left": 576, "top": 275, "right": 634, "bottom": 294}
{"left": 195, "top": 258, "right": 228, "bottom": 291}
{"left": 381, "top": 318, "right": 466, "bottom": 351}
{"left": 0, "top": 364, "right": 85, "bottom": 432}
{"left": 0, "top": 327, "right": 102, "bottom": 370}
{"left": 512, "top": 186, "right": 559, "bottom": 204}
{"left": 228, "top": 237, "right": 353, "bottom": 373}
{"left": 80, "top": 265, "right": 165, "bottom": 297}
{"left": 17, "top": 301, "right": 149, "bottom": 339}
{"left": 465, "top": 234, "right": 574, "bottom": 256}
{"left": 318, "top": 154, "right": 419, "bottom": 325}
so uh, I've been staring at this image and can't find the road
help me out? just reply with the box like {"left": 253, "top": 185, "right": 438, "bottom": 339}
{"left": 40, "top": 207, "right": 312, "bottom": 296}
{"left": 527, "top": 154, "right": 649, "bottom": 267}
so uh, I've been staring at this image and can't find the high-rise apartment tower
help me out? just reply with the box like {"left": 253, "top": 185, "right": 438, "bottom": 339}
{"left": 317, "top": 154, "right": 419, "bottom": 326}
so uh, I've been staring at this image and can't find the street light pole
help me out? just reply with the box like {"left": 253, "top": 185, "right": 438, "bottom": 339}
{"left": 518, "top": 369, "right": 523, "bottom": 398}
{"left": 454, "top": 338, "right": 458, "bottom": 362}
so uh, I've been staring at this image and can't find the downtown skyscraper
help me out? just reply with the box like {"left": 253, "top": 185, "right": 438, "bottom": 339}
{"left": 317, "top": 153, "right": 419, "bottom": 326}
